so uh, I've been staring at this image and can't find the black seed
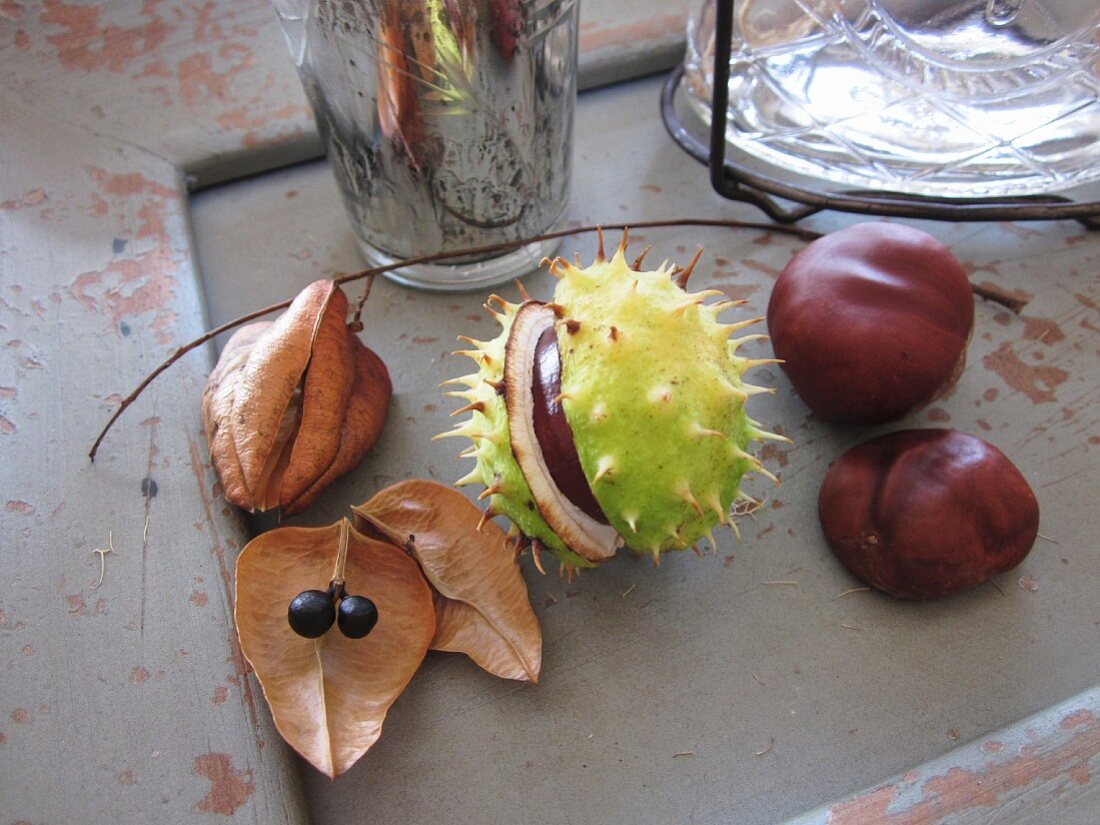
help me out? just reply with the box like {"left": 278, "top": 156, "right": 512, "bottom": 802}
{"left": 288, "top": 589, "right": 336, "bottom": 638}
{"left": 337, "top": 595, "right": 379, "bottom": 639}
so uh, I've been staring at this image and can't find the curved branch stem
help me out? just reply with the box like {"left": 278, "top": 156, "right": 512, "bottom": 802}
{"left": 90, "top": 217, "right": 815, "bottom": 460}
{"left": 87, "top": 216, "right": 1020, "bottom": 460}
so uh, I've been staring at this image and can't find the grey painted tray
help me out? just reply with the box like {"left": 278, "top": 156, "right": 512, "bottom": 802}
{"left": 3, "top": 2, "right": 1098, "bottom": 823}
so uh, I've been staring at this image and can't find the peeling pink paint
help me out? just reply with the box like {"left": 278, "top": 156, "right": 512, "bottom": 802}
{"left": 828, "top": 708, "right": 1099, "bottom": 823}
{"left": 11, "top": 708, "right": 29, "bottom": 723}
{"left": 192, "top": 753, "right": 254, "bottom": 816}
{"left": 997, "top": 222, "right": 1044, "bottom": 240}
{"left": 86, "top": 166, "right": 175, "bottom": 200}
{"left": 212, "top": 686, "right": 229, "bottom": 705}
{"left": 739, "top": 259, "right": 783, "bottom": 279}
{"left": 960, "top": 259, "right": 1002, "bottom": 277}
{"left": 1062, "top": 709, "right": 1095, "bottom": 730}
{"left": 87, "top": 192, "right": 109, "bottom": 217}
{"left": 580, "top": 13, "right": 686, "bottom": 52}
{"left": 982, "top": 342, "right": 1069, "bottom": 404}
{"left": 190, "top": 0, "right": 226, "bottom": 43}
{"left": 189, "top": 590, "right": 208, "bottom": 608}
{"left": 1073, "top": 292, "right": 1098, "bottom": 312}
{"left": 177, "top": 43, "right": 255, "bottom": 107}
{"left": 214, "top": 102, "right": 309, "bottom": 133}
{"left": 0, "top": 415, "right": 17, "bottom": 434}
{"left": 0, "top": 188, "right": 47, "bottom": 211}
{"left": 758, "top": 442, "right": 790, "bottom": 468}
{"left": 717, "top": 282, "right": 763, "bottom": 302}
{"left": 134, "top": 57, "right": 171, "bottom": 79}
{"left": 40, "top": 0, "right": 172, "bottom": 74}
{"left": 0, "top": 0, "right": 25, "bottom": 23}
{"left": 130, "top": 665, "right": 151, "bottom": 684}
{"left": 1022, "top": 316, "right": 1066, "bottom": 345}
{"left": 66, "top": 167, "right": 183, "bottom": 345}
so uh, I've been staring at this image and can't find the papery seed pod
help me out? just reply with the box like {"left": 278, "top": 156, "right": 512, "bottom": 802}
{"left": 201, "top": 281, "right": 391, "bottom": 516}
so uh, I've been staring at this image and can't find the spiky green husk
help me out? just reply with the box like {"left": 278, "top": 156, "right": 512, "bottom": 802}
{"left": 443, "top": 239, "right": 780, "bottom": 568}
{"left": 439, "top": 298, "right": 596, "bottom": 569}
{"left": 553, "top": 248, "right": 769, "bottom": 557}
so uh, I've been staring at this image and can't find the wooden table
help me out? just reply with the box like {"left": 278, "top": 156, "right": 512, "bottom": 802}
{"left": 3, "top": 2, "right": 1098, "bottom": 822}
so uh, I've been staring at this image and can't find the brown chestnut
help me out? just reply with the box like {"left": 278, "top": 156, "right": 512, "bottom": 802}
{"left": 819, "top": 429, "right": 1039, "bottom": 600}
{"left": 767, "top": 222, "right": 974, "bottom": 424}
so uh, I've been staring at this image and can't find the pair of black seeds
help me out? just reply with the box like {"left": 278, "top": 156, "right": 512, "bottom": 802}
{"left": 288, "top": 581, "right": 378, "bottom": 639}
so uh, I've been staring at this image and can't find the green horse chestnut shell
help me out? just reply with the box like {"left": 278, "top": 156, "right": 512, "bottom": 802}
{"left": 767, "top": 222, "right": 974, "bottom": 425}
{"left": 439, "top": 233, "right": 784, "bottom": 574}
{"left": 819, "top": 429, "right": 1039, "bottom": 600}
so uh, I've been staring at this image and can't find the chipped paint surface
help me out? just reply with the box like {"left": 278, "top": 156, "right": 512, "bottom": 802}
{"left": 4, "top": 2, "right": 1100, "bottom": 824}
{"left": 193, "top": 752, "right": 255, "bottom": 816}
{"left": 2, "top": 0, "right": 313, "bottom": 166}
{"left": 824, "top": 703, "right": 1100, "bottom": 825}
{"left": 55, "top": 166, "right": 188, "bottom": 346}
{"left": 580, "top": 11, "right": 687, "bottom": 52}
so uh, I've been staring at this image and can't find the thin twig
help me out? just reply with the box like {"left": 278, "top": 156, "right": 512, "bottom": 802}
{"left": 831, "top": 587, "right": 871, "bottom": 601}
{"left": 88, "top": 216, "right": 1021, "bottom": 459}
{"left": 751, "top": 671, "right": 766, "bottom": 686}
{"left": 92, "top": 531, "right": 114, "bottom": 589}
{"left": 330, "top": 518, "right": 351, "bottom": 587}
{"left": 755, "top": 737, "right": 774, "bottom": 757}
{"left": 620, "top": 583, "right": 636, "bottom": 599}
{"left": 349, "top": 271, "right": 377, "bottom": 331}
{"left": 762, "top": 580, "right": 798, "bottom": 586}
{"left": 88, "top": 218, "right": 820, "bottom": 460}
{"left": 970, "top": 282, "right": 1029, "bottom": 313}
{"left": 88, "top": 300, "right": 297, "bottom": 460}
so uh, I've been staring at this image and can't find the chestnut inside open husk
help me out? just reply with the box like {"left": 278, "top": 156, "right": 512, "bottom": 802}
{"left": 818, "top": 429, "right": 1039, "bottom": 600}
{"left": 530, "top": 322, "right": 609, "bottom": 525}
{"left": 767, "top": 222, "right": 974, "bottom": 425}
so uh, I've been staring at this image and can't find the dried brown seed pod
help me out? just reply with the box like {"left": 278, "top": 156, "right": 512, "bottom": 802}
{"left": 201, "top": 280, "right": 391, "bottom": 516}
{"left": 354, "top": 479, "right": 542, "bottom": 683}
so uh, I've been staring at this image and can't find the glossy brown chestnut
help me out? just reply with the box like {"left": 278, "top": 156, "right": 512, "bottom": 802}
{"left": 818, "top": 429, "right": 1039, "bottom": 600}
{"left": 530, "top": 325, "right": 609, "bottom": 524}
{"left": 767, "top": 222, "right": 974, "bottom": 424}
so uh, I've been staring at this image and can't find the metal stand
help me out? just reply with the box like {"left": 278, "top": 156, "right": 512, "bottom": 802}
{"left": 661, "top": 0, "right": 1100, "bottom": 227}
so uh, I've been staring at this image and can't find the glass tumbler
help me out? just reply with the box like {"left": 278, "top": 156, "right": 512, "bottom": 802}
{"left": 684, "top": 0, "right": 1100, "bottom": 198}
{"left": 274, "top": 0, "right": 578, "bottom": 290}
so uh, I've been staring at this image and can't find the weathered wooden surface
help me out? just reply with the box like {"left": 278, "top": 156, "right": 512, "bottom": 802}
{"left": 4, "top": 1, "right": 1100, "bottom": 823}
{"left": 0, "top": 2, "right": 689, "bottom": 822}
{"left": 788, "top": 689, "right": 1100, "bottom": 825}
{"left": 0, "top": 0, "right": 689, "bottom": 188}
{"left": 0, "top": 92, "right": 307, "bottom": 823}
{"left": 190, "top": 76, "right": 1100, "bottom": 823}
